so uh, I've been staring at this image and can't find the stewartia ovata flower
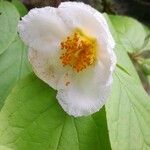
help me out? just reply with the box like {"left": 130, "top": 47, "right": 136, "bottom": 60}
{"left": 18, "top": 2, "right": 116, "bottom": 117}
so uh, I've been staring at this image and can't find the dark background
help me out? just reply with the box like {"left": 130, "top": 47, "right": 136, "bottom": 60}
{"left": 22, "top": 0, "right": 150, "bottom": 25}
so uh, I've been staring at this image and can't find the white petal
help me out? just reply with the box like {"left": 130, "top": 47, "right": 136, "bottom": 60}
{"left": 18, "top": 2, "right": 116, "bottom": 117}
{"left": 56, "top": 61, "right": 113, "bottom": 117}
{"left": 18, "top": 7, "right": 69, "bottom": 52}
{"left": 58, "top": 2, "right": 116, "bottom": 71}
{"left": 58, "top": 2, "right": 115, "bottom": 48}
{"left": 18, "top": 7, "right": 72, "bottom": 89}
{"left": 29, "top": 48, "right": 67, "bottom": 89}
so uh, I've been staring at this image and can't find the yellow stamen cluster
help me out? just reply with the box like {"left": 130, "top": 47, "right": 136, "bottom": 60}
{"left": 60, "top": 30, "right": 97, "bottom": 72}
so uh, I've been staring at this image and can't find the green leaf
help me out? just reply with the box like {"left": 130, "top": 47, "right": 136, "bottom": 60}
{"left": 0, "top": 145, "right": 13, "bottom": 150}
{"left": 109, "top": 15, "right": 147, "bottom": 53}
{"left": 105, "top": 15, "right": 150, "bottom": 150}
{"left": 0, "top": 74, "right": 111, "bottom": 150}
{"left": 138, "top": 26, "right": 150, "bottom": 52}
{"left": 12, "top": 0, "right": 28, "bottom": 17}
{"left": 141, "top": 58, "right": 150, "bottom": 75}
{"left": 0, "top": 36, "right": 31, "bottom": 110}
{"left": 106, "top": 68, "right": 150, "bottom": 150}
{"left": 141, "top": 34, "right": 150, "bottom": 52}
{"left": 104, "top": 14, "right": 140, "bottom": 82}
{"left": 0, "top": 1, "right": 19, "bottom": 54}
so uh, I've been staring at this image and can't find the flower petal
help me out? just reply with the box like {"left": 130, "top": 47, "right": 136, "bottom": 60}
{"left": 18, "top": 7, "right": 72, "bottom": 89}
{"left": 18, "top": 2, "right": 116, "bottom": 117}
{"left": 58, "top": 2, "right": 115, "bottom": 49}
{"left": 18, "top": 7, "right": 69, "bottom": 52}
{"left": 29, "top": 48, "right": 67, "bottom": 89}
{"left": 58, "top": 2, "right": 116, "bottom": 72}
{"left": 56, "top": 60, "right": 113, "bottom": 117}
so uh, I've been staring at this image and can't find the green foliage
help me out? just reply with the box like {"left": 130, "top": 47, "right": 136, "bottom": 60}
{"left": 141, "top": 31, "right": 150, "bottom": 52}
{"left": 0, "top": 36, "right": 31, "bottom": 109}
{"left": 0, "top": 74, "right": 111, "bottom": 150}
{"left": 107, "top": 68, "right": 150, "bottom": 150}
{"left": 109, "top": 15, "right": 147, "bottom": 53}
{"left": 0, "top": 1, "right": 19, "bottom": 54}
{"left": 0, "top": 145, "right": 12, "bottom": 150}
{"left": 12, "top": 0, "right": 28, "bottom": 17}
{"left": 105, "top": 15, "right": 150, "bottom": 150}
{"left": 141, "top": 58, "right": 150, "bottom": 75}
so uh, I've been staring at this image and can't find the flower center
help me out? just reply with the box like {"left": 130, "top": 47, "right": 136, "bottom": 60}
{"left": 60, "top": 29, "right": 97, "bottom": 72}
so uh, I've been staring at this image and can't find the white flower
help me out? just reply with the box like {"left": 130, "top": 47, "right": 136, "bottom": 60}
{"left": 18, "top": 2, "right": 116, "bottom": 117}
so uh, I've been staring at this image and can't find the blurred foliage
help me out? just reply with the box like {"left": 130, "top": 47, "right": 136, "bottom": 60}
{"left": 12, "top": 0, "right": 28, "bottom": 17}
{"left": 130, "top": 50, "right": 150, "bottom": 94}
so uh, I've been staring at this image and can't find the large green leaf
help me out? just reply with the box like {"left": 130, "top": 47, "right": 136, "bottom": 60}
{"left": 0, "top": 1, "right": 19, "bottom": 54}
{"left": 0, "top": 36, "right": 31, "bottom": 110}
{"left": 109, "top": 15, "right": 147, "bottom": 53}
{"left": 106, "top": 68, "right": 150, "bottom": 150}
{"left": 0, "top": 74, "right": 111, "bottom": 150}
{"left": 105, "top": 15, "right": 150, "bottom": 150}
